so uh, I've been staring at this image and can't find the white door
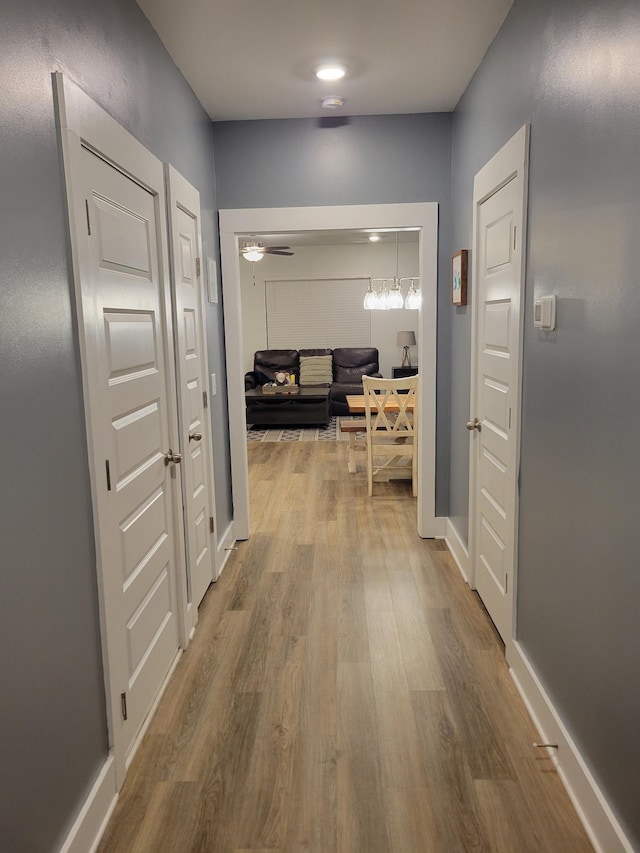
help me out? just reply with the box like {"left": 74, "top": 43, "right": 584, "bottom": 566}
{"left": 167, "top": 166, "right": 218, "bottom": 613}
{"left": 83, "top": 146, "right": 181, "bottom": 764}
{"left": 469, "top": 126, "right": 529, "bottom": 644}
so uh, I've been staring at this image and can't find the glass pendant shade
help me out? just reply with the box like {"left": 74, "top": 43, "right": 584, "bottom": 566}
{"left": 363, "top": 280, "right": 378, "bottom": 309}
{"left": 388, "top": 278, "right": 404, "bottom": 309}
{"left": 404, "top": 279, "right": 421, "bottom": 310}
{"left": 378, "top": 281, "right": 392, "bottom": 309}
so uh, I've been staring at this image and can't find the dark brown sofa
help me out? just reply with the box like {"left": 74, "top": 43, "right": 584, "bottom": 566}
{"left": 244, "top": 347, "right": 382, "bottom": 416}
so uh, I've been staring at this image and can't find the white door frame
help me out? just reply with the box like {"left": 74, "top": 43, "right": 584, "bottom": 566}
{"left": 468, "top": 124, "right": 530, "bottom": 646}
{"left": 219, "top": 203, "right": 442, "bottom": 540}
{"left": 55, "top": 73, "right": 190, "bottom": 785}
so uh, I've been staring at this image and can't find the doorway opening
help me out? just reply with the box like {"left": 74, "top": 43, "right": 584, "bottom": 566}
{"left": 219, "top": 203, "right": 441, "bottom": 541}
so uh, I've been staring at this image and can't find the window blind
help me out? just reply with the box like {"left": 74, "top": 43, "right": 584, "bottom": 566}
{"left": 265, "top": 278, "right": 371, "bottom": 349}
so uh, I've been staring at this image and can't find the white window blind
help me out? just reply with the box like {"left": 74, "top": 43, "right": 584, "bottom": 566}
{"left": 265, "top": 278, "right": 371, "bottom": 349}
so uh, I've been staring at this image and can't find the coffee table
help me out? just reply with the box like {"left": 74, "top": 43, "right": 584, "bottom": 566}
{"left": 245, "top": 386, "right": 331, "bottom": 427}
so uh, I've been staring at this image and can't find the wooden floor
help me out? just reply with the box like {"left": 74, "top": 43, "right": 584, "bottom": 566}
{"left": 99, "top": 440, "right": 593, "bottom": 852}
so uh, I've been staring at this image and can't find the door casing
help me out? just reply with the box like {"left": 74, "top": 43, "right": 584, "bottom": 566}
{"left": 219, "top": 203, "right": 442, "bottom": 541}
{"left": 468, "top": 124, "right": 530, "bottom": 648}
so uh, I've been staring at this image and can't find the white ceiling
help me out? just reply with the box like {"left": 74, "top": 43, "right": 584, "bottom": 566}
{"left": 136, "top": 0, "right": 514, "bottom": 121}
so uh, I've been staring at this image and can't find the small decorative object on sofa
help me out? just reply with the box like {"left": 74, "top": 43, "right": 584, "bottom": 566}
{"left": 245, "top": 347, "right": 381, "bottom": 416}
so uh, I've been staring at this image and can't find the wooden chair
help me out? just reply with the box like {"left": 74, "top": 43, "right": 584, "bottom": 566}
{"left": 362, "top": 375, "right": 418, "bottom": 496}
{"left": 340, "top": 419, "right": 367, "bottom": 473}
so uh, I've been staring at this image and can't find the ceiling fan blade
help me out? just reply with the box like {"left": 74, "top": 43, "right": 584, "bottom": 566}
{"left": 267, "top": 250, "right": 294, "bottom": 256}
{"left": 265, "top": 246, "right": 291, "bottom": 251}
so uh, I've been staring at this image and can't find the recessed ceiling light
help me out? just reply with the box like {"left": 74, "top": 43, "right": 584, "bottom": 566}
{"left": 369, "top": 234, "right": 381, "bottom": 242}
{"left": 315, "top": 64, "right": 346, "bottom": 81}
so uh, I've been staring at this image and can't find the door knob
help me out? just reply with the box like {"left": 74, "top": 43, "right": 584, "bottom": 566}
{"left": 189, "top": 432, "right": 202, "bottom": 442}
{"left": 466, "top": 417, "right": 482, "bottom": 432}
{"left": 164, "top": 449, "right": 183, "bottom": 466}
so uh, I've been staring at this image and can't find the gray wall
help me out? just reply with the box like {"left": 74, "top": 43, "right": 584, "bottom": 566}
{"left": 450, "top": 0, "right": 640, "bottom": 844}
{"left": 0, "top": 1, "right": 230, "bottom": 850}
{"left": 213, "top": 113, "right": 453, "bottom": 515}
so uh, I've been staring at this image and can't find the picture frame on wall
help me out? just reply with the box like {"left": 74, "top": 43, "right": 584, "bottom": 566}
{"left": 451, "top": 249, "right": 468, "bottom": 306}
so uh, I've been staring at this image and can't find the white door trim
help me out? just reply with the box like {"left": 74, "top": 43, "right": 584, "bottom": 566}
{"left": 468, "top": 124, "right": 530, "bottom": 646}
{"left": 219, "top": 203, "right": 441, "bottom": 540}
{"left": 54, "top": 72, "right": 189, "bottom": 785}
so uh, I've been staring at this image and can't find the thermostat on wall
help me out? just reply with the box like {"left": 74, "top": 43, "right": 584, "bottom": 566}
{"left": 534, "top": 295, "right": 556, "bottom": 331}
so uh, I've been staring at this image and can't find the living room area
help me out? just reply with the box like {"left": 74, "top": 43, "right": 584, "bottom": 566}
{"left": 240, "top": 227, "right": 421, "bottom": 478}
{"left": 240, "top": 227, "right": 420, "bottom": 385}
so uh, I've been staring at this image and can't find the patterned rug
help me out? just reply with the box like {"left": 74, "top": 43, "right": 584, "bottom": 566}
{"left": 247, "top": 416, "right": 358, "bottom": 443}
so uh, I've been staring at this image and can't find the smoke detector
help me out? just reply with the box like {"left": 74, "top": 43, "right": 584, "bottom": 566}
{"left": 321, "top": 96, "right": 345, "bottom": 110}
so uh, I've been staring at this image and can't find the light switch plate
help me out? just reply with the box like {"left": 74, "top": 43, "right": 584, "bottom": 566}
{"left": 534, "top": 294, "right": 556, "bottom": 331}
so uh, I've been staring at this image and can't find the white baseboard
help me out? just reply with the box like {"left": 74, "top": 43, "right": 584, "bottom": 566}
{"left": 444, "top": 517, "right": 471, "bottom": 585}
{"left": 508, "top": 641, "right": 634, "bottom": 853}
{"left": 215, "top": 520, "right": 236, "bottom": 580}
{"left": 58, "top": 756, "right": 117, "bottom": 853}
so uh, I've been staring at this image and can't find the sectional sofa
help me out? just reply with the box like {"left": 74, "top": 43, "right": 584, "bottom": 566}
{"left": 244, "top": 347, "right": 381, "bottom": 418}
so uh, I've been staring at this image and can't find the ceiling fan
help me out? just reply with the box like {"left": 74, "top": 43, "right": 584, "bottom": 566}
{"left": 240, "top": 239, "right": 294, "bottom": 261}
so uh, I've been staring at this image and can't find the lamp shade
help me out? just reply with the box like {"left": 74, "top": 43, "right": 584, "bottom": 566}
{"left": 397, "top": 331, "right": 416, "bottom": 348}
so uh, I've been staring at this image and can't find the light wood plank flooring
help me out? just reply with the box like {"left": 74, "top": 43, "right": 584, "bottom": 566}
{"left": 98, "top": 439, "right": 593, "bottom": 852}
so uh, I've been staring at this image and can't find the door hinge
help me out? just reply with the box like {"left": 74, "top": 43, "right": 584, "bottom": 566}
{"left": 209, "top": 516, "right": 215, "bottom": 534}
{"left": 121, "top": 691, "right": 128, "bottom": 721}
{"left": 508, "top": 407, "right": 512, "bottom": 429}
{"left": 203, "top": 390, "right": 208, "bottom": 409}
{"left": 105, "top": 460, "right": 111, "bottom": 491}
{"left": 505, "top": 574, "right": 508, "bottom": 594}
{"left": 513, "top": 225, "right": 517, "bottom": 251}
{"left": 85, "top": 199, "right": 92, "bottom": 235}
{"left": 196, "top": 257, "right": 201, "bottom": 278}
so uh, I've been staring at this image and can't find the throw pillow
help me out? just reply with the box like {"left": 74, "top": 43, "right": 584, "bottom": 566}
{"left": 299, "top": 354, "right": 333, "bottom": 386}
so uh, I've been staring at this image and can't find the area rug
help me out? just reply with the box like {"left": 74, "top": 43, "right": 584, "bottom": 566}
{"left": 247, "top": 416, "right": 360, "bottom": 443}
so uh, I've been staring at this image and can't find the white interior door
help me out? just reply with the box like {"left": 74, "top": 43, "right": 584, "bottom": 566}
{"left": 166, "top": 166, "right": 218, "bottom": 616}
{"left": 469, "top": 126, "right": 529, "bottom": 645}
{"left": 82, "top": 147, "right": 182, "bottom": 765}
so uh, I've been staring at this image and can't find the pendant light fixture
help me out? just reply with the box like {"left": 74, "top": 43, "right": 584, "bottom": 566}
{"left": 388, "top": 232, "right": 404, "bottom": 308}
{"left": 362, "top": 231, "right": 421, "bottom": 309}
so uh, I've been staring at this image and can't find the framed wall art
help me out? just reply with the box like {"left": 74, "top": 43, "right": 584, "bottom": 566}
{"left": 451, "top": 249, "right": 468, "bottom": 306}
